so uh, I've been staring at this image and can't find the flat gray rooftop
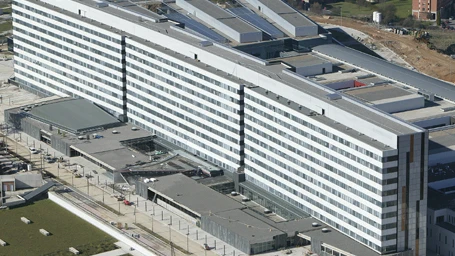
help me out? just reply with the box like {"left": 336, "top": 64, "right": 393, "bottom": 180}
{"left": 17, "top": 103, "right": 155, "bottom": 170}
{"left": 313, "top": 44, "right": 455, "bottom": 103}
{"left": 107, "top": 0, "right": 166, "bottom": 22}
{"left": 277, "top": 54, "right": 330, "bottom": 68}
{"left": 303, "top": 227, "right": 381, "bottom": 256}
{"left": 356, "top": 77, "right": 389, "bottom": 85}
{"left": 429, "top": 127, "right": 455, "bottom": 152}
{"left": 393, "top": 99, "right": 455, "bottom": 122}
{"left": 254, "top": 0, "right": 314, "bottom": 27}
{"left": 203, "top": 208, "right": 285, "bottom": 243}
{"left": 182, "top": 0, "right": 260, "bottom": 34}
{"left": 148, "top": 173, "right": 245, "bottom": 216}
{"left": 344, "top": 84, "right": 413, "bottom": 102}
{"left": 69, "top": 124, "right": 152, "bottom": 153}
{"left": 196, "top": 175, "right": 233, "bottom": 187}
{"left": 185, "top": 0, "right": 231, "bottom": 19}
{"left": 68, "top": 124, "right": 153, "bottom": 170}
{"left": 219, "top": 17, "right": 260, "bottom": 34}
{"left": 29, "top": 98, "right": 120, "bottom": 134}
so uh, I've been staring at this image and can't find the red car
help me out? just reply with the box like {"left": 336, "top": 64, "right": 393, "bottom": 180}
{"left": 123, "top": 200, "right": 131, "bottom": 206}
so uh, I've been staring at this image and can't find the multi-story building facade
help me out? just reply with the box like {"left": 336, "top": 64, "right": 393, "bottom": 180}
{"left": 12, "top": 0, "right": 428, "bottom": 254}
{"left": 412, "top": 0, "right": 453, "bottom": 20}
{"left": 125, "top": 39, "right": 244, "bottom": 172}
{"left": 12, "top": 0, "right": 127, "bottom": 119}
{"left": 243, "top": 86, "right": 427, "bottom": 254}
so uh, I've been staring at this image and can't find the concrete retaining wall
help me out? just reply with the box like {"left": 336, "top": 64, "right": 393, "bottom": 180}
{"left": 48, "top": 192, "right": 156, "bottom": 256}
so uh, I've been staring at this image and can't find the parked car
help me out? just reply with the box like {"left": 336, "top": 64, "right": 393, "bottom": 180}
{"left": 45, "top": 157, "right": 55, "bottom": 163}
{"left": 29, "top": 147, "right": 39, "bottom": 154}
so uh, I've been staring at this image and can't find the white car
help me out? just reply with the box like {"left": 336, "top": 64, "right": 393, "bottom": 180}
{"left": 29, "top": 147, "right": 39, "bottom": 154}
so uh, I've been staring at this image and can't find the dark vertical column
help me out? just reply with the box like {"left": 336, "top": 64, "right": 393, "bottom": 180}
{"left": 120, "top": 35, "right": 128, "bottom": 122}
{"left": 238, "top": 84, "right": 245, "bottom": 171}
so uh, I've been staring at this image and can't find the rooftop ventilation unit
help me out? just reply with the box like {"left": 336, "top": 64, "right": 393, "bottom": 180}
{"left": 199, "top": 41, "right": 213, "bottom": 47}
{"left": 441, "top": 106, "right": 455, "bottom": 112}
{"left": 326, "top": 93, "right": 342, "bottom": 101}
{"left": 94, "top": 0, "right": 108, "bottom": 8}
{"left": 418, "top": 90, "right": 435, "bottom": 101}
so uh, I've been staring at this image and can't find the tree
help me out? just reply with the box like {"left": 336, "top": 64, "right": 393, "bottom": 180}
{"left": 331, "top": 6, "right": 341, "bottom": 16}
{"left": 402, "top": 17, "right": 415, "bottom": 28}
{"left": 436, "top": 11, "right": 441, "bottom": 25}
{"left": 356, "top": 0, "right": 367, "bottom": 7}
{"left": 310, "top": 2, "right": 323, "bottom": 14}
{"left": 378, "top": 4, "right": 397, "bottom": 24}
{"left": 446, "top": 44, "right": 455, "bottom": 55}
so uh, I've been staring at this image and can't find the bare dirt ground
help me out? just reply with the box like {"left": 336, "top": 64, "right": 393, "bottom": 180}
{"left": 309, "top": 15, "right": 455, "bottom": 84}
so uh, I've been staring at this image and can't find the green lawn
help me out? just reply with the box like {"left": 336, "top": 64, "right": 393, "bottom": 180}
{"left": 2, "top": 7, "right": 12, "bottom": 14}
{"left": 0, "top": 21, "right": 12, "bottom": 33}
{"left": 0, "top": 199, "right": 117, "bottom": 256}
{"left": 328, "top": 0, "right": 413, "bottom": 19}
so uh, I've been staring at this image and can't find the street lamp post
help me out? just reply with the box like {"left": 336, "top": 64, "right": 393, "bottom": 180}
{"left": 169, "top": 224, "right": 172, "bottom": 241}
{"left": 186, "top": 233, "right": 189, "bottom": 252}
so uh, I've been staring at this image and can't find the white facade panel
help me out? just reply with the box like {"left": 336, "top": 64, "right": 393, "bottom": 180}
{"left": 13, "top": 0, "right": 126, "bottom": 118}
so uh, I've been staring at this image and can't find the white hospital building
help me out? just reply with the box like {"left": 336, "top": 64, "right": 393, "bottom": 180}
{"left": 11, "top": 0, "right": 435, "bottom": 255}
